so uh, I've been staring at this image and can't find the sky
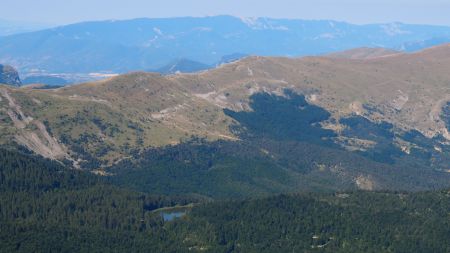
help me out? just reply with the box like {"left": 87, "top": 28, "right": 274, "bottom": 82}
{"left": 2, "top": 0, "right": 450, "bottom": 26}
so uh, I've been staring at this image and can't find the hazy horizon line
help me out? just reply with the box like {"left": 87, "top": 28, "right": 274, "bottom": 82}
{"left": 4, "top": 15, "right": 450, "bottom": 29}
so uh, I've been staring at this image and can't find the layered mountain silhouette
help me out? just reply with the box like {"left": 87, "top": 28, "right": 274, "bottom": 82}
{"left": 1, "top": 16, "right": 450, "bottom": 75}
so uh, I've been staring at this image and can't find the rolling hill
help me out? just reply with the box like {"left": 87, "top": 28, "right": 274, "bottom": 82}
{"left": 1, "top": 44, "right": 450, "bottom": 195}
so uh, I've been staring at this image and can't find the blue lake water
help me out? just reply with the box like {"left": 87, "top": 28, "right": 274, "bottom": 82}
{"left": 162, "top": 211, "right": 186, "bottom": 221}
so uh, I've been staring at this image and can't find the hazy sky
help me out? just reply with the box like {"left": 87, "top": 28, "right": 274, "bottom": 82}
{"left": 2, "top": 0, "right": 450, "bottom": 26}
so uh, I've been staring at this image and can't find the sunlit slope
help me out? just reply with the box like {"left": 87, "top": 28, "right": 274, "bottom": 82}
{"left": 0, "top": 44, "right": 449, "bottom": 169}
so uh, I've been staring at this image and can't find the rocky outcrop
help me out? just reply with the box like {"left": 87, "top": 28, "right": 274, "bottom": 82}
{"left": 0, "top": 64, "right": 21, "bottom": 86}
{"left": 0, "top": 87, "right": 72, "bottom": 163}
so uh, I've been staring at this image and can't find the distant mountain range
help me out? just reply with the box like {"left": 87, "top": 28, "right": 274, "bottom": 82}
{"left": 154, "top": 53, "right": 249, "bottom": 75}
{"left": 0, "top": 19, "right": 51, "bottom": 36}
{"left": 21, "top": 75, "right": 69, "bottom": 86}
{"left": 155, "top": 58, "right": 213, "bottom": 75}
{"left": 1, "top": 16, "right": 450, "bottom": 77}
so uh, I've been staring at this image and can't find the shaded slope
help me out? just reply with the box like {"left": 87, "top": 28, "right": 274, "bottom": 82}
{"left": 108, "top": 92, "right": 450, "bottom": 196}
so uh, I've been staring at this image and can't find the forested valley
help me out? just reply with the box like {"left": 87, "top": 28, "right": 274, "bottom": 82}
{"left": 1, "top": 148, "right": 449, "bottom": 252}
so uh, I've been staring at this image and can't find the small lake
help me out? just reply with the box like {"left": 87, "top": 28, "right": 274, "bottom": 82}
{"left": 161, "top": 211, "right": 186, "bottom": 221}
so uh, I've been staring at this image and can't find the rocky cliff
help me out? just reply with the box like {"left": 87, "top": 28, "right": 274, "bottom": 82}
{"left": 0, "top": 64, "right": 21, "bottom": 86}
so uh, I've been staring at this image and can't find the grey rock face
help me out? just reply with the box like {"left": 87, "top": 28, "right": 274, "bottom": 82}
{"left": 0, "top": 64, "right": 21, "bottom": 86}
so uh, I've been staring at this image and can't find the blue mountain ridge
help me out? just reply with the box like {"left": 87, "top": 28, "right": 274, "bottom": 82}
{"left": 1, "top": 15, "right": 450, "bottom": 74}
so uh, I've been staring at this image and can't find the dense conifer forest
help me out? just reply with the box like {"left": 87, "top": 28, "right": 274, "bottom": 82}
{"left": 1, "top": 148, "right": 449, "bottom": 252}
